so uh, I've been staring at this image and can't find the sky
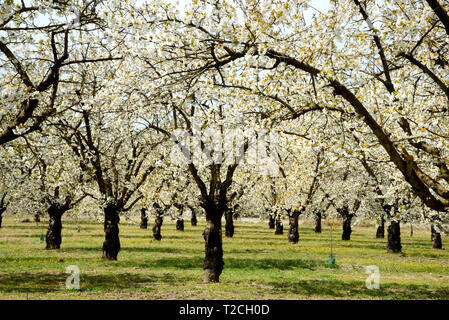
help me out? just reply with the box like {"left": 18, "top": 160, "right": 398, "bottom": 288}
{"left": 2, "top": 0, "right": 330, "bottom": 32}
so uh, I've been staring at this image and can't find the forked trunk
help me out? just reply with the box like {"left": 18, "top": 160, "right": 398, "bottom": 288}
{"left": 268, "top": 214, "right": 275, "bottom": 229}
{"left": 387, "top": 220, "right": 401, "bottom": 253}
{"left": 225, "top": 209, "right": 234, "bottom": 237}
{"left": 176, "top": 218, "right": 184, "bottom": 231}
{"left": 288, "top": 213, "right": 299, "bottom": 243}
{"left": 342, "top": 215, "right": 353, "bottom": 241}
{"left": 203, "top": 208, "right": 224, "bottom": 283}
{"left": 376, "top": 215, "right": 385, "bottom": 238}
{"left": 140, "top": 208, "right": 148, "bottom": 229}
{"left": 102, "top": 203, "right": 121, "bottom": 260}
{"left": 314, "top": 210, "right": 322, "bottom": 233}
{"left": 431, "top": 225, "right": 442, "bottom": 249}
{"left": 153, "top": 214, "right": 163, "bottom": 240}
{"left": 45, "top": 204, "right": 65, "bottom": 249}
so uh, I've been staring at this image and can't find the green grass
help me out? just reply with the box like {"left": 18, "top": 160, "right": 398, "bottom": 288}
{"left": 0, "top": 216, "right": 448, "bottom": 299}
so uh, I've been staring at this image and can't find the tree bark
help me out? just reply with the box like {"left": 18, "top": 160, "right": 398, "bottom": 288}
{"left": 387, "top": 220, "right": 402, "bottom": 253}
{"left": 268, "top": 214, "right": 275, "bottom": 229}
{"left": 34, "top": 212, "right": 41, "bottom": 223}
{"left": 176, "top": 218, "right": 184, "bottom": 231}
{"left": 225, "top": 209, "right": 234, "bottom": 237}
{"left": 314, "top": 210, "right": 322, "bottom": 233}
{"left": 191, "top": 208, "right": 197, "bottom": 226}
{"left": 203, "top": 206, "right": 224, "bottom": 283}
{"left": 140, "top": 208, "right": 148, "bottom": 229}
{"left": 376, "top": 215, "right": 385, "bottom": 238}
{"left": 288, "top": 211, "right": 299, "bottom": 243}
{"left": 152, "top": 205, "right": 163, "bottom": 240}
{"left": 102, "top": 203, "right": 121, "bottom": 260}
{"left": 431, "top": 225, "right": 443, "bottom": 249}
{"left": 338, "top": 206, "right": 353, "bottom": 241}
{"left": 45, "top": 204, "right": 65, "bottom": 250}
{"left": 342, "top": 214, "right": 353, "bottom": 240}
{"left": 0, "top": 207, "right": 5, "bottom": 228}
{"left": 275, "top": 215, "right": 283, "bottom": 235}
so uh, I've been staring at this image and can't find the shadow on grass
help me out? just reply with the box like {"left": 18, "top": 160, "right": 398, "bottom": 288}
{"left": 58, "top": 246, "right": 201, "bottom": 255}
{"left": 114, "top": 256, "right": 321, "bottom": 271}
{"left": 0, "top": 251, "right": 326, "bottom": 271}
{"left": 269, "top": 278, "right": 449, "bottom": 299}
{"left": 0, "top": 272, "right": 181, "bottom": 294}
{"left": 2, "top": 272, "right": 448, "bottom": 299}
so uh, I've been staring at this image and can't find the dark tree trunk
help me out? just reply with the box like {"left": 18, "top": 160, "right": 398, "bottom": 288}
{"left": 34, "top": 212, "right": 41, "bottom": 223}
{"left": 387, "top": 220, "right": 402, "bottom": 253}
{"left": 45, "top": 204, "right": 65, "bottom": 250}
{"left": 314, "top": 210, "right": 322, "bottom": 233}
{"left": 102, "top": 203, "right": 121, "bottom": 260}
{"left": 342, "top": 214, "right": 353, "bottom": 240}
{"left": 191, "top": 209, "right": 197, "bottom": 226}
{"left": 225, "top": 209, "right": 234, "bottom": 237}
{"left": 431, "top": 225, "right": 442, "bottom": 249}
{"left": 140, "top": 208, "right": 148, "bottom": 229}
{"left": 288, "top": 213, "right": 299, "bottom": 243}
{"left": 275, "top": 216, "right": 283, "bottom": 235}
{"left": 176, "top": 218, "right": 184, "bottom": 231}
{"left": 0, "top": 207, "right": 5, "bottom": 228}
{"left": 203, "top": 206, "right": 224, "bottom": 283}
{"left": 338, "top": 206, "right": 353, "bottom": 241}
{"left": 376, "top": 215, "right": 385, "bottom": 238}
{"left": 268, "top": 214, "right": 275, "bottom": 229}
{"left": 153, "top": 214, "right": 163, "bottom": 240}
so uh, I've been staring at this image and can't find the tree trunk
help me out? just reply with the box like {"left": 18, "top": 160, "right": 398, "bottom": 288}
{"left": 288, "top": 213, "right": 299, "bottom": 243}
{"left": 153, "top": 214, "right": 163, "bottom": 240}
{"left": 275, "top": 215, "right": 283, "bottom": 235}
{"left": 431, "top": 225, "right": 442, "bottom": 249}
{"left": 34, "top": 212, "right": 41, "bottom": 223}
{"left": 45, "top": 204, "right": 65, "bottom": 250}
{"left": 225, "top": 209, "right": 234, "bottom": 237}
{"left": 140, "top": 208, "right": 148, "bottom": 229}
{"left": 376, "top": 215, "right": 385, "bottom": 238}
{"left": 102, "top": 203, "right": 121, "bottom": 260}
{"left": 342, "top": 214, "right": 353, "bottom": 240}
{"left": 387, "top": 220, "right": 402, "bottom": 253}
{"left": 314, "top": 210, "right": 321, "bottom": 233}
{"left": 203, "top": 208, "right": 224, "bottom": 283}
{"left": 191, "top": 209, "right": 197, "bottom": 226}
{"left": 176, "top": 218, "right": 184, "bottom": 231}
{"left": 0, "top": 207, "right": 5, "bottom": 228}
{"left": 268, "top": 214, "right": 275, "bottom": 229}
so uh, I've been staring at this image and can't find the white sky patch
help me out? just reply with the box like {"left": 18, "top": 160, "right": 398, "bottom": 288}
{"left": 304, "top": 0, "right": 330, "bottom": 24}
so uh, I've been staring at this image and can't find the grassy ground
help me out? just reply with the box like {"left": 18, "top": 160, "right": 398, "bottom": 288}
{"left": 0, "top": 215, "right": 448, "bottom": 300}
